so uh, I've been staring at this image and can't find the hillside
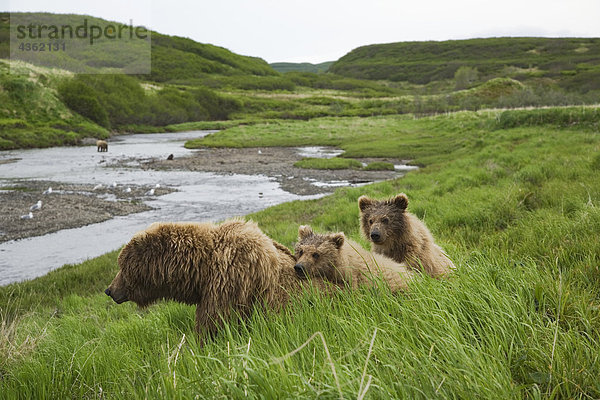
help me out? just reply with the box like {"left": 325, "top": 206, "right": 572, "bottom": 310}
{"left": 0, "top": 12, "right": 283, "bottom": 149}
{"left": 330, "top": 37, "right": 600, "bottom": 93}
{"left": 270, "top": 61, "right": 333, "bottom": 73}
{"left": 3, "top": 15, "right": 600, "bottom": 150}
{"left": 1, "top": 12, "right": 276, "bottom": 80}
{"left": 0, "top": 61, "right": 109, "bottom": 149}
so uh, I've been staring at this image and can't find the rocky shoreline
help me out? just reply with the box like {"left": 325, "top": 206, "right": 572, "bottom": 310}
{"left": 130, "top": 146, "right": 406, "bottom": 196}
{"left": 0, "top": 180, "right": 172, "bottom": 243}
{"left": 1, "top": 146, "right": 410, "bottom": 242}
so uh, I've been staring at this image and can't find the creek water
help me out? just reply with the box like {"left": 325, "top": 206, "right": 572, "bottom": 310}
{"left": 0, "top": 131, "right": 323, "bottom": 285}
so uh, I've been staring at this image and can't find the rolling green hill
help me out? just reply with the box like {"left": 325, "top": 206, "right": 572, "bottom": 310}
{"left": 0, "top": 12, "right": 281, "bottom": 149}
{"left": 270, "top": 61, "right": 334, "bottom": 73}
{"left": 330, "top": 37, "right": 600, "bottom": 93}
{"left": 2, "top": 14, "right": 600, "bottom": 150}
{"left": 1, "top": 12, "right": 277, "bottom": 80}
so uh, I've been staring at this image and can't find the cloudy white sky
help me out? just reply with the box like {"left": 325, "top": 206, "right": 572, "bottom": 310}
{"left": 8, "top": 0, "right": 600, "bottom": 63}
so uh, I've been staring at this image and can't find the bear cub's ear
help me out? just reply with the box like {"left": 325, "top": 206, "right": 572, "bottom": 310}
{"left": 358, "top": 195, "right": 374, "bottom": 212}
{"left": 329, "top": 233, "right": 345, "bottom": 249}
{"left": 298, "top": 225, "right": 314, "bottom": 239}
{"left": 391, "top": 193, "right": 409, "bottom": 211}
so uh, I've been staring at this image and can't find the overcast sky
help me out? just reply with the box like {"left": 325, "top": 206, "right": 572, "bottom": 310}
{"left": 8, "top": 0, "right": 600, "bottom": 63}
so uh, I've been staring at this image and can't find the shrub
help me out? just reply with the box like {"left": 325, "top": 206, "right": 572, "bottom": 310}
{"left": 2, "top": 77, "right": 37, "bottom": 103}
{"left": 496, "top": 107, "right": 600, "bottom": 129}
{"left": 455, "top": 66, "right": 479, "bottom": 90}
{"left": 58, "top": 80, "right": 110, "bottom": 128}
{"left": 57, "top": 75, "right": 240, "bottom": 129}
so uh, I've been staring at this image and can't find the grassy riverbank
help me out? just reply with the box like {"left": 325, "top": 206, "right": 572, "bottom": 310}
{"left": 1, "top": 108, "right": 599, "bottom": 398}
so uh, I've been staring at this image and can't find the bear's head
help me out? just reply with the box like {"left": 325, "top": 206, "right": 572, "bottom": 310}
{"left": 294, "top": 225, "right": 345, "bottom": 282}
{"left": 105, "top": 270, "right": 129, "bottom": 304}
{"left": 358, "top": 193, "right": 409, "bottom": 245}
{"left": 105, "top": 232, "right": 166, "bottom": 308}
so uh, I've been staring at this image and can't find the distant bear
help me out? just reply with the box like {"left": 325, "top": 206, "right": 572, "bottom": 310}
{"left": 294, "top": 225, "right": 414, "bottom": 292}
{"left": 105, "top": 219, "right": 325, "bottom": 341}
{"left": 97, "top": 140, "right": 108, "bottom": 152}
{"left": 358, "top": 193, "right": 454, "bottom": 277}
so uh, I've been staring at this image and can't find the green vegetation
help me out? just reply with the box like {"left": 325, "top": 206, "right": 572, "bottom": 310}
{"left": 57, "top": 74, "right": 241, "bottom": 129}
{"left": 294, "top": 157, "right": 363, "bottom": 170}
{"left": 2, "top": 11, "right": 599, "bottom": 397}
{"left": 496, "top": 106, "right": 600, "bottom": 129}
{"left": 2, "top": 12, "right": 274, "bottom": 78}
{"left": 270, "top": 61, "right": 334, "bottom": 74}
{"left": 330, "top": 37, "right": 600, "bottom": 93}
{"left": 293, "top": 158, "right": 396, "bottom": 171}
{"left": 186, "top": 106, "right": 600, "bottom": 161}
{"left": 185, "top": 113, "right": 464, "bottom": 162}
{"left": 363, "top": 161, "right": 395, "bottom": 171}
{"left": 2, "top": 108, "right": 600, "bottom": 398}
{"left": 149, "top": 33, "right": 275, "bottom": 82}
{"left": 0, "top": 12, "right": 284, "bottom": 148}
{"left": 3, "top": 14, "right": 600, "bottom": 150}
{"left": 0, "top": 61, "right": 109, "bottom": 149}
{"left": 284, "top": 72, "right": 398, "bottom": 96}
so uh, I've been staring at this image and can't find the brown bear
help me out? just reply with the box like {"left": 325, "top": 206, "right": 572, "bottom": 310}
{"left": 358, "top": 193, "right": 454, "bottom": 277}
{"left": 294, "top": 225, "right": 414, "bottom": 292}
{"left": 96, "top": 140, "right": 108, "bottom": 152}
{"left": 105, "top": 219, "right": 326, "bottom": 340}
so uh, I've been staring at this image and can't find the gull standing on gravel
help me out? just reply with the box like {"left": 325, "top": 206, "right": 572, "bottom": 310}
{"left": 42, "top": 187, "right": 52, "bottom": 195}
{"left": 93, "top": 184, "right": 102, "bottom": 191}
{"left": 20, "top": 212, "right": 33, "bottom": 220}
{"left": 111, "top": 182, "right": 118, "bottom": 188}
{"left": 30, "top": 200, "right": 42, "bottom": 211}
{"left": 145, "top": 188, "right": 155, "bottom": 196}
{"left": 124, "top": 187, "right": 132, "bottom": 193}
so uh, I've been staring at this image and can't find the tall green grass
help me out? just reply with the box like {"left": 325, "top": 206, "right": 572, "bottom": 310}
{"left": 294, "top": 157, "right": 363, "bottom": 170}
{"left": 2, "top": 109, "right": 600, "bottom": 398}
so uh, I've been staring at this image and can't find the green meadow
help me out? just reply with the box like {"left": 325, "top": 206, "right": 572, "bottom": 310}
{"left": 1, "top": 107, "right": 599, "bottom": 398}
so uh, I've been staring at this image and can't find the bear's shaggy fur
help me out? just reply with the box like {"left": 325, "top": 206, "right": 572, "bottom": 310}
{"left": 358, "top": 193, "right": 454, "bottom": 277}
{"left": 96, "top": 140, "right": 108, "bottom": 152}
{"left": 294, "top": 225, "right": 414, "bottom": 292}
{"left": 105, "top": 219, "right": 323, "bottom": 339}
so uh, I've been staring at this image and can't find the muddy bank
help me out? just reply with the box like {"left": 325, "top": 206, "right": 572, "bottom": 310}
{"left": 0, "top": 146, "right": 411, "bottom": 244}
{"left": 129, "top": 147, "right": 407, "bottom": 196}
{"left": 0, "top": 181, "right": 173, "bottom": 243}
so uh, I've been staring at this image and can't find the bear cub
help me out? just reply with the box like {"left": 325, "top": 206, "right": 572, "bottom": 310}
{"left": 294, "top": 225, "right": 414, "bottom": 292}
{"left": 358, "top": 193, "right": 454, "bottom": 278}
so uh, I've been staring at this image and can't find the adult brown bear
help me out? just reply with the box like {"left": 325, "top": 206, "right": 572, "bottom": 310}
{"left": 96, "top": 140, "right": 108, "bottom": 152}
{"left": 105, "top": 219, "right": 328, "bottom": 341}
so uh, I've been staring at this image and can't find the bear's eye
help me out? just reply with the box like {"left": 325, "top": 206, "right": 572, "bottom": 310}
{"left": 369, "top": 219, "right": 373, "bottom": 225}
{"left": 312, "top": 252, "right": 320, "bottom": 259}
{"left": 297, "top": 250, "right": 303, "bottom": 257}
{"left": 382, "top": 217, "right": 389, "bottom": 224}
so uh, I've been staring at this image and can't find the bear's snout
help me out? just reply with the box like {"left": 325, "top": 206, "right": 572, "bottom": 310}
{"left": 370, "top": 230, "right": 382, "bottom": 243}
{"left": 105, "top": 285, "right": 128, "bottom": 304}
{"left": 294, "top": 263, "right": 306, "bottom": 278}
